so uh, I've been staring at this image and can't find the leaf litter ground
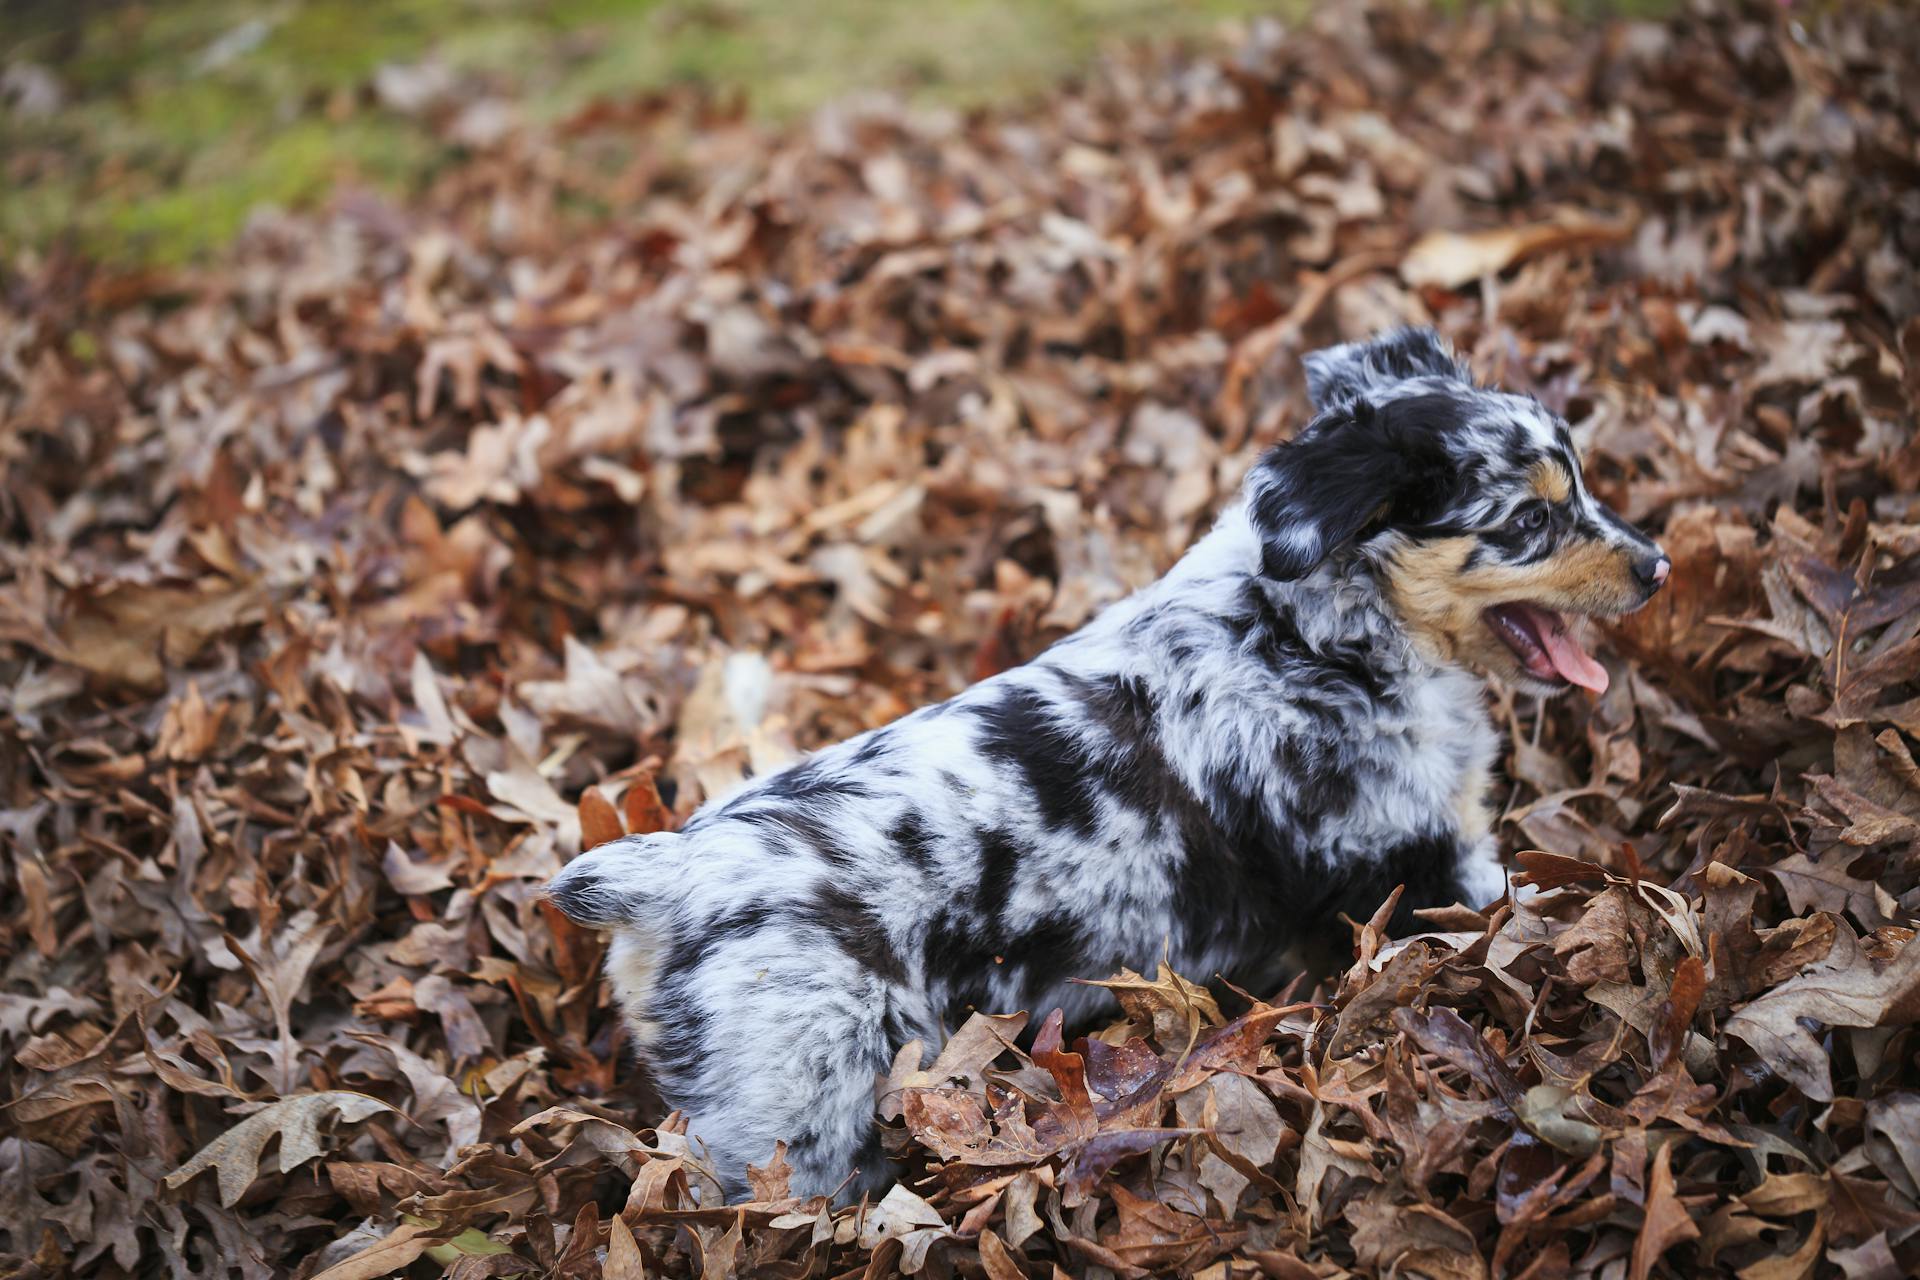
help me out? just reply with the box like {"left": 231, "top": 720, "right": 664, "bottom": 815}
{"left": 5, "top": 2, "right": 1920, "bottom": 1277}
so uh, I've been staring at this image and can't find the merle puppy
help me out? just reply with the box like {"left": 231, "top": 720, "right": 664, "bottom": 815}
{"left": 548, "top": 328, "right": 1669, "bottom": 1201}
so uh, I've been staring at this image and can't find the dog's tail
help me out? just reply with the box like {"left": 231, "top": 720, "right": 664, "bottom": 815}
{"left": 545, "top": 830, "right": 691, "bottom": 930}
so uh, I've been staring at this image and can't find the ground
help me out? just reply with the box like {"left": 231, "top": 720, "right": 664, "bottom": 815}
{"left": 2, "top": 1, "right": 1918, "bottom": 1278}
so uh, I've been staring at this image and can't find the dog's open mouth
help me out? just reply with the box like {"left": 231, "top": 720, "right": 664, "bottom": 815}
{"left": 1484, "top": 603, "right": 1609, "bottom": 693}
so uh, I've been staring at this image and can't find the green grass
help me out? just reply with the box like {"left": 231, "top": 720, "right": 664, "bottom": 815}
{"left": 0, "top": 0, "right": 1669, "bottom": 268}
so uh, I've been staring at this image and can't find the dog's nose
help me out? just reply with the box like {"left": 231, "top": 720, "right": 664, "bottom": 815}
{"left": 1634, "top": 553, "right": 1670, "bottom": 592}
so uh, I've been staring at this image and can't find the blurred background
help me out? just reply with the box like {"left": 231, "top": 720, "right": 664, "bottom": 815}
{"left": 4, "top": 0, "right": 1663, "bottom": 267}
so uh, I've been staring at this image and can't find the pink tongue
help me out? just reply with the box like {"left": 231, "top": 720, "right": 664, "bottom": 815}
{"left": 1519, "top": 605, "right": 1609, "bottom": 693}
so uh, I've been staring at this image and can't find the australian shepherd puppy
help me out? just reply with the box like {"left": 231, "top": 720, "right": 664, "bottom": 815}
{"left": 547, "top": 327, "right": 1670, "bottom": 1200}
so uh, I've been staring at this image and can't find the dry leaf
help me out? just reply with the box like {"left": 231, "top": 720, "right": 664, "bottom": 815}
{"left": 1401, "top": 212, "right": 1635, "bottom": 289}
{"left": 164, "top": 1092, "right": 397, "bottom": 1207}
{"left": 1632, "top": 1141, "right": 1701, "bottom": 1280}
{"left": 1724, "top": 933, "right": 1920, "bottom": 1100}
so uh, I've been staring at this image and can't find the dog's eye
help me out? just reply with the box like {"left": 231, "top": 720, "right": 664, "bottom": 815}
{"left": 1512, "top": 503, "right": 1549, "bottom": 533}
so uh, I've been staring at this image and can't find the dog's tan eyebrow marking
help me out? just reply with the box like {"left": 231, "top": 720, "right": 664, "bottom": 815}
{"left": 1528, "top": 459, "right": 1573, "bottom": 503}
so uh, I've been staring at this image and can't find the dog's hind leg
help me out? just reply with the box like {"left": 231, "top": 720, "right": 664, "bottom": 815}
{"left": 646, "top": 940, "right": 906, "bottom": 1203}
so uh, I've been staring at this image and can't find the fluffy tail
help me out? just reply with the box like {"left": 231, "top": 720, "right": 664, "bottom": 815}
{"left": 545, "top": 831, "right": 687, "bottom": 928}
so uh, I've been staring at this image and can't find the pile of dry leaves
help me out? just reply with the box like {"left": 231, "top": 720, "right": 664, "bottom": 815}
{"left": 4, "top": 0, "right": 1920, "bottom": 1275}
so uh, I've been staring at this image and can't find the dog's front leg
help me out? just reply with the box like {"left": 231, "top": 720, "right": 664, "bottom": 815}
{"left": 1286, "top": 832, "right": 1502, "bottom": 978}
{"left": 1451, "top": 838, "right": 1511, "bottom": 914}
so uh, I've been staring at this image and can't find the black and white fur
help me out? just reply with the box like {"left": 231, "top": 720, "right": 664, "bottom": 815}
{"left": 548, "top": 328, "right": 1669, "bottom": 1201}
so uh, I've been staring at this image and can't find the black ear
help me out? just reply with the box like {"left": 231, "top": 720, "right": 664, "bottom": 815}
{"left": 1303, "top": 327, "right": 1469, "bottom": 411}
{"left": 1245, "top": 398, "right": 1454, "bottom": 580}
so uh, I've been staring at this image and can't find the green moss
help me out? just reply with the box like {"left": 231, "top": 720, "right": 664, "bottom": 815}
{"left": 96, "top": 118, "right": 437, "bottom": 265}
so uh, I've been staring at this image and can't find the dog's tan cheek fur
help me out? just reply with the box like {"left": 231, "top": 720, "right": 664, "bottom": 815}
{"left": 1453, "top": 539, "right": 1627, "bottom": 605}
{"left": 1382, "top": 537, "right": 1484, "bottom": 665}
{"left": 1389, "top": 532, "right": 1645, "bottom": 637}
{"left": 1385, "top": 532, "right": 1640, "bottom": 681}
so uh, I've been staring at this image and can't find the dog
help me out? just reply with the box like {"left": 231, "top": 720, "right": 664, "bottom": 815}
{"left": 546, "top": 327, "right": 1670, "bottom": 1201}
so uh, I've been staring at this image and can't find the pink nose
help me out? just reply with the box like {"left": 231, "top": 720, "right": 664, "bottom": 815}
{"left": 1635, "top": 554, "right": 1670, "bottom": 591}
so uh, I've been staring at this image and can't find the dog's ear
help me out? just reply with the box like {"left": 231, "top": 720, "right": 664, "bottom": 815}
{"left": 1303, "top": 327, "right": 1468, "bottom": 410}
{"left": 1245, "top": 398, "right": 1452, "bottom": 581}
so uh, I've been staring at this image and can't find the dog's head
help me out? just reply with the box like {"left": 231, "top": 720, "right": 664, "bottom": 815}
{"left": 1245, "top": 327, "right": 1668, "bottom": 697}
